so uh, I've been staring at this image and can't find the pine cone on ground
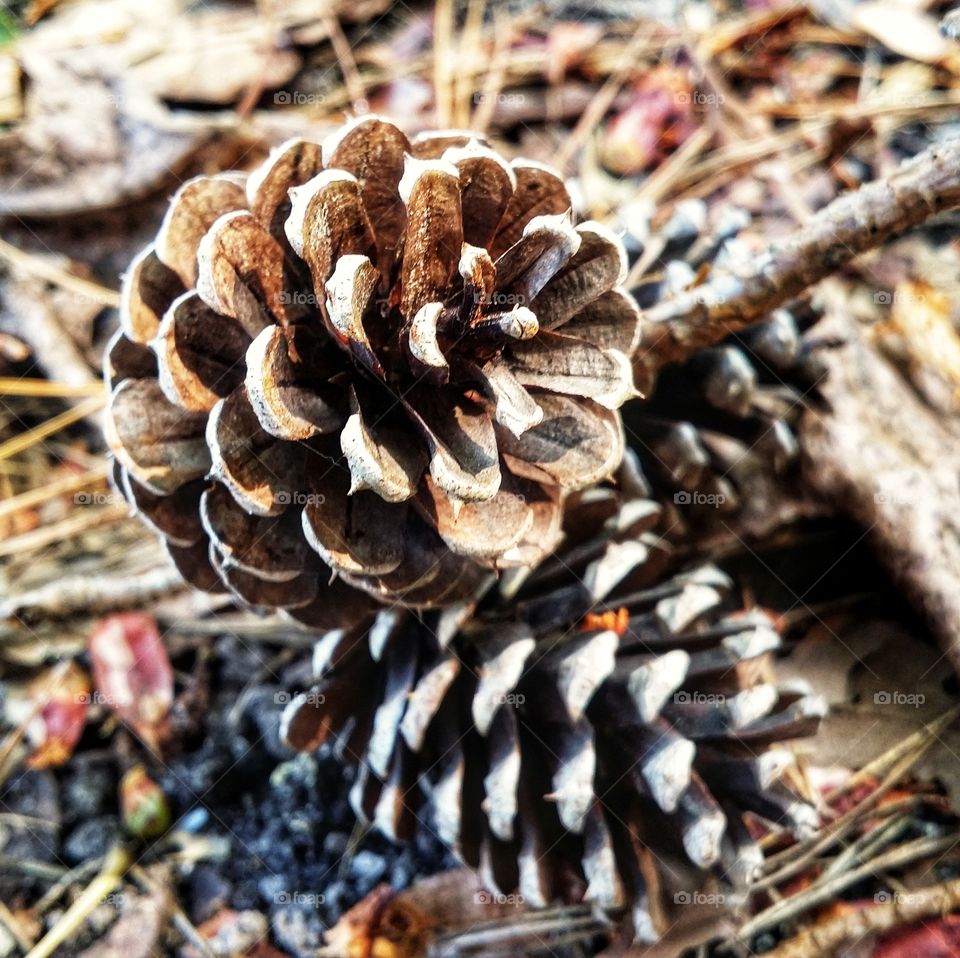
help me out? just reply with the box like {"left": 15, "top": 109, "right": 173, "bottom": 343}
{"left": 104, "top": 117, "right": 642, "bottom": 621}
{"left": 282, "top": 453, "right": 825, "bottom": 941}
{"left": 620, "top": 199, "right": 826, "bottom": 537}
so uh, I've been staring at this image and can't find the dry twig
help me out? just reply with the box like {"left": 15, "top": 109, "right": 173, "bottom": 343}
{"left": 759, "top": 876, "right": 960, "bottom": 958}
{"left": 741, "top": 832, "right": 960, "bottom": 940}
{"left": 0, "top": 565, "right": 184, "bottom": 622}
{"left": 23, "top": 845, "right": 131, "bottom": 958}
{"left": 637, "top": 138, "right": 960, "bottom": 379}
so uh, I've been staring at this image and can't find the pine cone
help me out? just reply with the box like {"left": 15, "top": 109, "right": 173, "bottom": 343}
{"left": 104, "top": 118, "right": 641, "bottom": 617}
{"left": 621, "top": 199, "right": 824, "bottom": 535}
{"left": 281, "top": 453, "right": 824, "bottom": 941}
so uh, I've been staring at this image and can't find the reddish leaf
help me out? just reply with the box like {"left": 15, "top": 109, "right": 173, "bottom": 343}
{"left": 873, "top": 915, "right": 960, "bottom": 958}
{"left": 88, "top": 613, "right": 174, "bottom": 751}
{"left": 600, "top": 65, "right": 699, "bottom": 175}
{"left": 27, "top": 662, "right": 90, "bottom": 769}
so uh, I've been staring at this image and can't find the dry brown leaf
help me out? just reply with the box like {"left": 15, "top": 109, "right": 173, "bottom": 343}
{"left": 779, "top": 617, "right": 960, "bottom": 808}
{"left": 851, "top": 2, "right": 954, "bottom": 63}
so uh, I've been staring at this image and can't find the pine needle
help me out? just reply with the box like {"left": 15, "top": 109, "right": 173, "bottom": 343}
{"left": 0, "top": 396, "right": 104, "bottom": 461}
{"left": 0, "top": 464, "right": 110, "bottom": 522}
{"left": 0, "top": 378, "right": 104, "bottom": 398}
{"left": 0, "top": 238, "right": 119, "bottom": 308}
{"left": 23, "top": 845, "right": 132, "bottom": 958}
{"left": 433, "top": 0, "right": 455, "bottom": 127}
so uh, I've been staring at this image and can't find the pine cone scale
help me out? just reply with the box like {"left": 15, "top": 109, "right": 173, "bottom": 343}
{"left": 206, "top": 388, "right": 301, "bottom": 517}
{"left": 107, "top": 379, "right": 209, "bottom": 494}
{"left": 156, "top": 173, "right": 248, "bottom": 288}
{"left": 155, "top": 292, "right": 250, "bottom": 412}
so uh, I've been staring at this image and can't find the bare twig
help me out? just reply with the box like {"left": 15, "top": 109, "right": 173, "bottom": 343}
{"left": 555, "top": 22, "right": 650, "bottom": 173}
{"left": 0, "top": 239, "right": 119, "bottom": 308}
{"left": 755, "top": 876, "right": 960, "bottom": 957}
{"left": 0, "top": 464, "right": 109, "bottom": 523}
{"left": 324, "top": 11, "right": 368, "bottom": 115}
{"left": 758, "top": 709, "right": 958, "bottom": 888}
{"left": 24, "top": 845, "right": 132, "bottom": 958}
{"left": 129, "top": 865, "right": 217, "bottom": 958}
{"left": 0, "top": 505, "right": 128, "bottom": 559}
{"left": 740, "top": 832, "right": 960, "bottom": 940}
{"left": 0, "top": 899, "right": 33, "bottom": 953}
{"left": 636, "top": 138, "right": 960, "bottom": 379}
{"left": 0, "top": 378, "right": 104, "bottom": 398}
{"left": 0, "top": 397, "right": 105, "bottom": 461}
{"left": 0, "top": 565, "right": 184, "bottom": 621}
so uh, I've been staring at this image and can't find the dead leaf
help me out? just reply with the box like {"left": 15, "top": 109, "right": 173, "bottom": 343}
{"left": 851, "top": 2, "right": 954, "bottom": 64}
{"left": 871, "top": 914, "right": 960, "bottom": 958}
{"left": 779, "top": 617, "right": 960, "bottom": 808}
{"left": 26, "top": 661, "right": 89, "bottom": 769}
{"left": 88, "top": 613, "right": 174, "bottom": 751}
{"left": 600, "top": 65, "right": 698, "bottom": 176}
{"left": 78, "top": 888, "right": 168, "bottom": 958}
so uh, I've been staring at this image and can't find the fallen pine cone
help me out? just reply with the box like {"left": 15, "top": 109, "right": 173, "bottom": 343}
{"left": 104, "top": 116, "right": 641, "bottom": 620}
{"left": 623, "top": 199, "right": 826, "bottom": 538}
{"left": 282, "top": 452, "right": 825, "bottom": 941}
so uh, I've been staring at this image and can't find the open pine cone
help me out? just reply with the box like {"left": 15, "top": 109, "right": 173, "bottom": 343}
{"left": 104, "top": 117, "right": 640, "bottom": 617}
{"left": 621, "top": 199, "right": 825, "bottom": 537}
{"left": 282, "top": 453, "right": 824, "bottom": 941}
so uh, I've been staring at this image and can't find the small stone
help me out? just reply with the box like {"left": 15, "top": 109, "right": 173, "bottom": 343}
{"left": 0, "top": 769, "right": 60, "bottom": 862}
{"left": 271, "top": 905, "right": 325, "bottom": 957}
{"left": 63, "top": 816, "right": 118, "bottom": 865}
{"left": 196, "top": 909, "right": 267, "bottom": 957}
{"left": 350, "top": 850, "right": 387, "bottom": 890}
{"left": 61, "top": 761, "right": 114, "bottom": 823}
{"left": 269, "top": 754, "right": 318, "bottom": 796}
{"left": 189, "top": 864, "right": 232, "bottom": 924}
{"left": 391, "top": 857, "right": 414, "bottom": 889}
{"left": 244, "top": 688, "right": 291, "bottom": 761}
{"left": 257, "top": 873, "right": 287, "bottom": 905}
{"left": 322, "top": 831, "right": 349, "bottom": 857}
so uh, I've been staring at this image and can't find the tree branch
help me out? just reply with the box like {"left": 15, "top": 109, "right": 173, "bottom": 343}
{"left": 636, "top": 137, "right": 960, "bottom": 381}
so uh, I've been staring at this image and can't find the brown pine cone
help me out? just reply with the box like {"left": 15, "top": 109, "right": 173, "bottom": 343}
{"left": 104, "top": 118, "right": 641, "bottom": 619}
{"left": 282, "top": 453, "right": 824, "bottom": 941}
{"left": 620, "top": 198, "right": 826, "bottom": 537}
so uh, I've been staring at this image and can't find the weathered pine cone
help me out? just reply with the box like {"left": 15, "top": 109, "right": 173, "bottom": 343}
{"left": 622, "top": 199, "right": 824, "bottom": 536}
{"left": 104, "top": 117, "right": 640, "bottom": 618}
{"left": 282, "top": 454, "right": 825, "bottom": 941}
